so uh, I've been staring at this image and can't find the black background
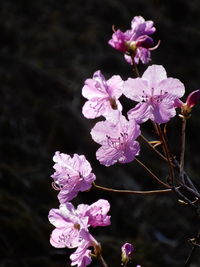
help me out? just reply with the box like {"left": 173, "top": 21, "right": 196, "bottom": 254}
{"left": 1, "top": 0, "right": 200, "bottom": 266}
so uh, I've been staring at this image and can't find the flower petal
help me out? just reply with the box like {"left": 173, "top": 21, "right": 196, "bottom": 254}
{"left": 142, "top": 65, "right": 167, "bottom": 88}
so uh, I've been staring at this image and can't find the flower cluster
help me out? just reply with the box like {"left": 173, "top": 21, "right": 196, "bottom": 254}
{"left": 49, "top": 15, "right": 200, "bottom": 267}
{"left": 49, "top": 152, "right": 111, "bottom": 266}
{"left": 82, "top": 65, "right": 185, "bottom": 166}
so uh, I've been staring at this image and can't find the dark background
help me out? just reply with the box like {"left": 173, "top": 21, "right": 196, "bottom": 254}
{"left": 1, "top": 0, "right": 200, "bottom": 266}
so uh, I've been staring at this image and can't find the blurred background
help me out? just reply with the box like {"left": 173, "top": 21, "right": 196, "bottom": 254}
{"left": 1, "top": 0, "right": 200, "bottom": 266}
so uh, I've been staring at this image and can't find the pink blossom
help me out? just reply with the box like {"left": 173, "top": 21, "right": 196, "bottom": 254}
{"left": 123, "top": 65, "right": 185, "bottom": 124}
{"left": 78, "top": 199, "right": 111, "bottom": 227}
{"left": 48, "top": 200, "right": 111, "bottom": 249}
{"left": 70, "top": 240, "right": 92, "bottom": 267}
{"left": 51, "top": 152, "right": 96, "bottom": 203}
{"left": 91, "top": 113, "right": 140, "bottom": 166}
{"left": 49, "top": 200, "right": 110, "bottom": 266}
{"left": 82, "top": 70, "right": 123, "bottom": 119}
{"left": 48, "top": 203, "right": 89, "bottom": 249}
{"left": 108, "top": 16, "right": 158, "bottom": 64}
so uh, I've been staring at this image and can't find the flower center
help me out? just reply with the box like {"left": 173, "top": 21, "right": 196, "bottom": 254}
{"left": 109, "top": 98, "right": 118, "bottom": 110}
{"left": 106, "top": 132, "right": 128, "bottom": 150}
{"left": 141, "top": 89, "right": 168, "bottom": 104}
{"left": 74, "top": 223, "right": 81, "bottom": 230}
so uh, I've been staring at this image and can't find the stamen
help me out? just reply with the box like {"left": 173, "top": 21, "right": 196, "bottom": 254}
{"left": 149, "top": 40, "right": 161, "bottom": 51}
{"left": 51, "top": 182, "right": 61, "bottom": 191}
{"left": 112, "top": 24, "right": 116, "bottom": 32}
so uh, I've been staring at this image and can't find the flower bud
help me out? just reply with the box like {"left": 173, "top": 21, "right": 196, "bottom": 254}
{"left": 178, "top": 90, "right": 200, "bottom": 119}
{"left": 186, "top": 89, "right": 200, "bottom": 108}
{"left": 121, "top": 243, "right": 134, "bottom": 265}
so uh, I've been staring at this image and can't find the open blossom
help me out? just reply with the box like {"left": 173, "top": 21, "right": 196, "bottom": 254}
{"left": 82, "top": 70, "right": 123, "bottom": 120}
{"left": 48, "top": 200, "right": 110, "bottom": 248}
{"left": 108, "top": 16, "right": 158, "bottom": 64}
{"left": 49, "top": 200, "right": 110, "bottom": 266}
{"left": 91, "top": 113, "right": 140, "bottom": 166}
{"left": 51, "top": 152, "right": 96, "bottom": 203}
{"left": 123, "top": 65, "right": 185, "bottom": 124}
{"left": 48, "top": 202, "right": 90, "bottom": 249}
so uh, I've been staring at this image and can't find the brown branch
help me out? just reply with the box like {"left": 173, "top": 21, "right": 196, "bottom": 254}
{"left": 157, "top": 124, "right": 175, "bottom": 185}
{"left": 135, "top": 158, "right": 172, "bottom": 189}
{"left": 184, "top": 231, "right": 200, "bottom": 267}
{"left": 93, "top": 182, "right": 172, "bottom": 195}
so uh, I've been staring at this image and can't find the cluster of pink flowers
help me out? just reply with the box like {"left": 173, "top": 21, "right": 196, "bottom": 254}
{"left": 49, "top": 152, "right": 111, "bottom": 266}
{"left": 49, "top": 15, "right": 200, "bottom": 267}
{"left": 82, "top": 63, "right": 185, "bottom": 166}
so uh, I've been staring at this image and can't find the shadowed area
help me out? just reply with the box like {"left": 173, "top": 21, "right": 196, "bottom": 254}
{"left": 1, "top": 0, "right": 200, "bottom": 266}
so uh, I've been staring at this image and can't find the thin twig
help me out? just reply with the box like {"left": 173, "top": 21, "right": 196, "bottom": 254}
{"left": 173, "top": 159, "right": 198, "bottom": 192}
{"left": 184, "top": 231, "right": 200, "bottom": 267}
{"left": 135, "top": 158, "right": 171, "bottom": 189}
{"left": 157, "top": 124, "right": 175, "bottom": 185}
{"left": 139, "top": 134, "right": 169, "bottom": 163}
{"left": 93, "top": 182, "right": 172, "bottom": 195}
{"left": 130, "top": 53, "right": 140, "bottom": 77}
{"left": 133, "top": 61, "right": 140, "bottom": 77}
{"left": 180, "top": 118, "right": 187, "bottom": 184}
{"left": 98, "top": 254, "right": 108, "bottom": 267}
{"left": 173, "top": 187, "right": 197, "bottom": 209}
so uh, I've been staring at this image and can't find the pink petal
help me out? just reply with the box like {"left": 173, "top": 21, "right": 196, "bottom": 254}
{"left": 142, "top": 65, "right": 167, "bottom": 88}
{"left": 123, "top": 78, "right": 149, "bottom": 101}
{"left": 96, "top": 145, "right": 122, "bottom": 166}
{"left": 157, "top": 78, "right": 185, "bottom": 97}
{"left": 106, "top": 75, "right": 124, "bottom": 98}
{"left": 128, "top": 102, "right": 152, "bottom": 123}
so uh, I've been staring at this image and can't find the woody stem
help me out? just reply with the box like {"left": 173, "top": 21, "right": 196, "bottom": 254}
{"left": 156, "top": 124, "right": 175, "bottom": 185}
{"left": 180, "top": 118, "right": 187, "bottom": 184}
{"left": 93, "top": 182, "right": 172, "bottom": 195}
{"left": 135, "top": 158, "right": 171, "bottom": 189}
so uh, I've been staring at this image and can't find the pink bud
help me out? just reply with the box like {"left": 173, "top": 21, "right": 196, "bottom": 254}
{"left": 186, "top": 89, "right": 200, "bottom": 108}
{"left": 121, "top": 243, "right": 134, "bottom": 264}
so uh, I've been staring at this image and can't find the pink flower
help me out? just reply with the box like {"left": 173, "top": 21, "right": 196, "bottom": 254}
{"left": 91, "top": 113, "right": 140, "bottom": 166}
{"left": 49, "top": 200, "right": 111, "bottom": 266}
{"left": 124, "top": 65, "right": 185, "bottom": 124}
{"left": 51, "top": 152, "right": 96, "bottom": 203}
{"left": 48, "top": 200, "right": 111, "bottom": 249}
{"left": 108, "top": 16, "right": 158, "bottom": 64}
{"left": 82, "top": 70, "right": 123, "bottom": 120}
{"left": 48, "top": 203, "right": 89, "bottom": 249}
{"left": 70, "top": 240, "right": 92, "bottom": 267}
{"left": 78, "top": 199, "right": 111, "bottom": 227}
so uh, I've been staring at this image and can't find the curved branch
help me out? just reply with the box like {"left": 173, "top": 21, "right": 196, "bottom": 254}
{"left": 93, "top": 182, "right": 172, "bottom": 195}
